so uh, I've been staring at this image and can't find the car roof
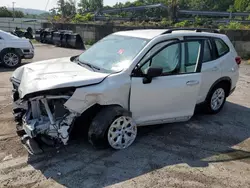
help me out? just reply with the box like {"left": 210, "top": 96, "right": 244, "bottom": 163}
{"left": 113, "top": 29, "right": 225, "bottom": 40}
{"left": 114, "top": 29, "right": 167, "bottom": 39}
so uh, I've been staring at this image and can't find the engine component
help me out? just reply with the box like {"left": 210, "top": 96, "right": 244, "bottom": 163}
{"left": 20, "top": 95, "right": 78, "bottom": 146}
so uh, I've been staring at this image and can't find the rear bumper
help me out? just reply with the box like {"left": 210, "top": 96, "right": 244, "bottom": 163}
{"left": 229, "top": 87, "right": 236, "bottom": 96}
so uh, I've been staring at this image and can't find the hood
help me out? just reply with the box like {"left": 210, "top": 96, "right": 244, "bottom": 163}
{"left": 12, "top": 57, "right": 109, "bottom": 98}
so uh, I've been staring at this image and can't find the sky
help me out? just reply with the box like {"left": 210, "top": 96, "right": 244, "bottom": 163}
{"left": 0, "top": 0, "right": 128, "bottom": 11}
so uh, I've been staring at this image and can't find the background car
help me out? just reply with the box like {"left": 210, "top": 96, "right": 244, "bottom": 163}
{"left": 0, "top": 30, "right": 34, "bottom": 68}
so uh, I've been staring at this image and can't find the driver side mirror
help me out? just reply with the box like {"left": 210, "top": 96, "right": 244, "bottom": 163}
{"left": 143, "top": 67, "right": 163, "bottom": 84}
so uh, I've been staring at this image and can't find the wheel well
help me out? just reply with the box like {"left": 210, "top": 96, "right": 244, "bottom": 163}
{"left": 69, "top": 104, "right": 123, "bottom": 139}
{"left": 0, "top": 48, "right": 23, "bottom": 57}
{"left": 219, "top": 80, "right": 231, "bottom": 97}
{"left": 208, "top": 78, "right": 232, "bottom": 99}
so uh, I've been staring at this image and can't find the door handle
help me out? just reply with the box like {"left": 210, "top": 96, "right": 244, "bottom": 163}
{"left": 212, "top": 67, "right": 219, "bottom": 71}
{"left": 186, "top": 80, "right": 199, "bottom": 86}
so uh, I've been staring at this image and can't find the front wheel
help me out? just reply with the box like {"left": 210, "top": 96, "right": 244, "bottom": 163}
{"left": 0, "top": 50, "right": 21, "bottom": 68}
{"left": 206, "top": 84, "right": 227, "bottom": 114}
{"left": 88, "top": 106, "right": 137, "bottom": 149}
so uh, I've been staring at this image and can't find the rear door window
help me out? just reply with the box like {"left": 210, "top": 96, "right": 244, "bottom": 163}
{"left": 203, "top": 40, "right": 213, "bottom": 63}
{"left": 184, "top": 36, "right": 213, "bottom": 63}
{"left": 214, "top": 39, "right": 229, "bottom": 57}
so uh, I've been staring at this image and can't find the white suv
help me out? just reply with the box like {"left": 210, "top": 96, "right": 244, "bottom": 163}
{"left": 10, "top": 29, "right": 240, "bottom": 154}
{"left": 0, "top": 30, "right": 34, "bottom": 68}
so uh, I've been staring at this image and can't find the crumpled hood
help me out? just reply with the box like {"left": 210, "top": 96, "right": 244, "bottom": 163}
{"left": 11, "top": 57, "right": 109, "bottom": 98}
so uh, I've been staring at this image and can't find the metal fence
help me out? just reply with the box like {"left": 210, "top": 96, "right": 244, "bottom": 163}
{"left": 0, "top": 18, "right": 45, "bottom": 32}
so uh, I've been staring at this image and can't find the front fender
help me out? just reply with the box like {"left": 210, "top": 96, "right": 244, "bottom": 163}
{"left": 64, "top": 74, "right": 131, "bottom": 114}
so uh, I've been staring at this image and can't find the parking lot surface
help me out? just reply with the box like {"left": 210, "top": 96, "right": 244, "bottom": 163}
{"left": 0, "top": 44, "right": 250, "bottom": 188}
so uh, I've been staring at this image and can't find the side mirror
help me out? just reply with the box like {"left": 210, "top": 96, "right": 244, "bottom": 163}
{"left": 70, "top": 55, "right": 79, "bottom": 62}
{"left": 143, "top": 67, "right": 163, "bottom": 84}
{"left": 147, "top": 67, "right": 163, "bottom": 78}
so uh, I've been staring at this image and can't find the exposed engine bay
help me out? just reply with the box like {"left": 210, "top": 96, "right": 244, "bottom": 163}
{"left": 12, "top": 81, "right": 79, "bottom": 154}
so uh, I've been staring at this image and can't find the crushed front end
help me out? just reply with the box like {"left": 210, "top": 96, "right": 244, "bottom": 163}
{"left": 11, "top": 78, "right": 78, "bottom": 155}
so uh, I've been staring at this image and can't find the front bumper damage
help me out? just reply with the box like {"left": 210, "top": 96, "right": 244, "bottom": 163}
{"left": 11, "top": 80, "right": 79, "bottom": 154}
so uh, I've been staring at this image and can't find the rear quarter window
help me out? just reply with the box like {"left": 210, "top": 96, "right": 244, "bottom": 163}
{"left": 214, "top": 38, "right": 229, "bottom": 57}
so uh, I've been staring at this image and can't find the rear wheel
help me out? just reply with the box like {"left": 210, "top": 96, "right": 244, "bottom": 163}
{"left": 0, "top": 50, "right": 21, "bottom": 68}
{"left": 205, "top": 84, "right": 227, "bottom": 114}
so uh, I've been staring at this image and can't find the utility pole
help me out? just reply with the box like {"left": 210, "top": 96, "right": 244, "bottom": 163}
{"left": 12, "top": 2, "right": 16, "bottom": 21}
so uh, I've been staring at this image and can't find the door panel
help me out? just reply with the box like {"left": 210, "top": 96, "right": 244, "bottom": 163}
{"left": 130, "top": 73, "right": 201, "bottom": 125}
{"left": 130, "top": 39, "right": 204, "bottom": 125}
{"left": 198, "top": 60, "right": 222, "bottom": 103}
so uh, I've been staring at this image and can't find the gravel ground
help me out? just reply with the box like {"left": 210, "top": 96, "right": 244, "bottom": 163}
{"left": 0, "top": 44, "right": 250, "bottom": 188}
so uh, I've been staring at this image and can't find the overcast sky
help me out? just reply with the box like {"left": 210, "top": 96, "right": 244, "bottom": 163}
{"left": 0, "top": 0, "right": 128, "bottom": 11}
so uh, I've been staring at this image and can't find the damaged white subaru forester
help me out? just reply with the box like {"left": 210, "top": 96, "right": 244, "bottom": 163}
{"left": 10, "top": 29, "right": 240, "bottom": 154}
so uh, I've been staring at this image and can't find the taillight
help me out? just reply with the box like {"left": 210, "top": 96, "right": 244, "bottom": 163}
{"left": 29, "top": 40, "right": 34, "bottom": 49}
{"left": 235, "top": 56, "right": 241, "bottom": 65}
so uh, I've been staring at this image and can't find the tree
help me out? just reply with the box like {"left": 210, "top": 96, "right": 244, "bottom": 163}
{"left": 57, "top": 0, "right": 66, "bottom": 17}
{"left": 57, "top": 0, "right": 76, "bottom": 17}
{"left": 64, "top": 0, "right": 76, "bottom": 16}
{"left": 78, "top": 0, "right": 103, "bottom": 12}
{"left": 0, "top": 6, "right": 25, "bottom": 18}
{"left": 0, "top": 7, "right": 12, "bottom": 17}
{"left": 14, "top": 10, "right": 25, "bottom": 18}
{"left": 78, "top": 0, "right": 90, "bottom": 12}
{"left": 234, "top": 0, "right": 250, "bottom": 12}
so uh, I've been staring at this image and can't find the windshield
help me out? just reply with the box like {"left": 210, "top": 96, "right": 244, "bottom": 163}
{"left": 78, "top": 34, "right": 149, "bottom": 73}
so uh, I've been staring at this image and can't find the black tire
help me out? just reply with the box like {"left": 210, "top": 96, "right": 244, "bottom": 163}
{"left": 0, "top": 49, "right": 21, "bottom": 68}
{"left": 88, "top": 106, "right": 133, "bottom": 149}
{"left": 205, "top": 83, "right": 227, "bottom": 114}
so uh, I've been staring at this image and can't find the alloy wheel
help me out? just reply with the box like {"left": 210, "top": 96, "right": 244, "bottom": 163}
{"left": 108, "top": 116, "right": 137, "bottom": 149}
{"left": 3, "top": 53, "right": 19, "bottom": 67}
{"left": 210, "top": 88, "right": 225, "bottom": 111}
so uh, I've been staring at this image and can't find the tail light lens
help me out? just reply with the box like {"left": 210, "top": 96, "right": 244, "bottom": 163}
{"left": 235, "top": 56, "right": 241, "bottom": 65}
{"left": 29, "top": 40, "right": 34, "bottom": 49}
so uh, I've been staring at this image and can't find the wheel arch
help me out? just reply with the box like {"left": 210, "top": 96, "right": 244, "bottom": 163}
{"left": 0, "top": 48, "right": 23, "bottom": 57}
{"left": 206, "top": 77, "right": 232, "bottom": 100}
{"left": 71, "top": 103, "right": 127, "bottom": 137}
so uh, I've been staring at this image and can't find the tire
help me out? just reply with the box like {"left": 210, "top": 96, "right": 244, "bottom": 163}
{"left": 88, "top": 106, "right": 137, "bottom": 150}
{"left": 0, "top": 49, "right": 21, "bottom": 68}
{"left": 205, "top": 83, "right": 227, "bottom": 114}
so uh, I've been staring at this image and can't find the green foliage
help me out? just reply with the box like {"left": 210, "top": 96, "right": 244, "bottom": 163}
{"left": 227, "top": 21, "right": 242, "bottom": 29}
{"left": 218, "top": 21, "right": 250, "bottom": 30}
{"left": 57, "top": 0, "right": 76, "bottom": 17}
{"left": 78, "top": 0, "right": 103, "bottom": 12}
{"left": 160, "top": 18, "right": 172, "bottom": 26}
{"left": 194, "top": 17, "right": 203, "bottom": 26}
{"left": 174, "top": 20, "right": 190, "bottom": 27}
{"left": 0, "top": 6, "right": 24, "bottom": 18}
{"left": 181, "top": 0, "right": 234, "bottom": 11}
{"left": 71, "top": 13, "right": 94, "bottom": 23}
{"left": 49, "top": 0, "right": 250, "bottom": 29}
{"left": 234, "top": 0, "right": 250, "bottom": 12}
{"left": 85, "top": 39, "right": 95, "bottom": 45}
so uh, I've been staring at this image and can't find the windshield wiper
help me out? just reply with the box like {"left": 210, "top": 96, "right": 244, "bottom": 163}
{"left": 75, "top": 58, "right": 100, "bottom": 71}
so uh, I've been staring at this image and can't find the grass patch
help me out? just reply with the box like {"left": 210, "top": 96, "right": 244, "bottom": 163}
{"left": 30, "top": 39, "right": 39, "bottom": 44}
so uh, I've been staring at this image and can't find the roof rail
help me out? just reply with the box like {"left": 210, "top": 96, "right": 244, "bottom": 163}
{"left": 162, "top": 28, "right": 220, "bottom": 34}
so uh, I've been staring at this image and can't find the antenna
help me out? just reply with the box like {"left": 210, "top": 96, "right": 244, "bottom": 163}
{"left": 45, "top": 0, "right": 50, "bottom": 11}
{"left": 12, "top": 2, "right": 16, "bottom": 21}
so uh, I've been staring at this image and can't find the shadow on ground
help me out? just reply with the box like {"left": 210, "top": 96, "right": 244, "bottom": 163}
{"left": 27, "top": 101, "right": 250, "bottom": 187}
{"left": 0, "top": 62, "right": 31, "bottom": 73}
